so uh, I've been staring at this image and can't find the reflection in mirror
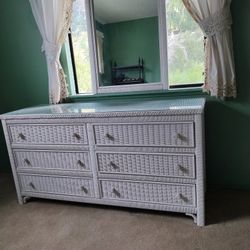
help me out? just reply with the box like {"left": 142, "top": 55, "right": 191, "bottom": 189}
{"left": 93, "top": 0, "right": 161, "bottom": 87}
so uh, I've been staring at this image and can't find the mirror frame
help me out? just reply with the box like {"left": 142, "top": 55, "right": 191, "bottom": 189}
{"left": 85, "top": 0, "right": 168, "bottom": 94}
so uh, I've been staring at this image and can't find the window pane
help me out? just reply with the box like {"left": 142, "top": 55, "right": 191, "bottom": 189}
{"left": 166, "top": 0, "right": 204, "bottom": 87}
{"left": 71, "top": 0, "right": 93, "bottom": 93}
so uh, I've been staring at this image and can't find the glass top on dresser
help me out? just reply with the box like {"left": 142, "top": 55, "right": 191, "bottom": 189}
{"left": 1, "top": 98, "right": 205, "bottom": 118}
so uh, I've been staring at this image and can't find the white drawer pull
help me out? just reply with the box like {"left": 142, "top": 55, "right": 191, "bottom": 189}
{"left": 77, "top": 160, "right": 86, "bottom": 168}
{"left": 29, "top": 182, "right": 35, "bottom": 190}
{"left": 105, "top": 133, "right": 114, "bottom": 141}
{"left": 18, "top": 133, "right": 26, "bottom": 140}
{"left": 177, "top": 133, "right": 187, "bottom": 142}
{"left": 175, "top": 193, "right": 188, "bottom": 203}
{"left": 112, "top": 188, "right": 121, "bottom": 198}
{"left": 178, "top": 165, "right": 189, "bottom": 174}
{"left": 24, "top": 159, "right": 31, "bottom": 166}
{"left": 81, "top": 186, "right": 88, "bottom": 194}
{"left": 110, "top": 161, "right": 119, "bottom": 170}
{"left": 73, "top": 133, "right": 81, "bottom": 140}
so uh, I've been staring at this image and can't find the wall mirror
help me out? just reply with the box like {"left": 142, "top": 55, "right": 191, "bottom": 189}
{"left": 91, "top": 0, "right": 167, "bottom": 93}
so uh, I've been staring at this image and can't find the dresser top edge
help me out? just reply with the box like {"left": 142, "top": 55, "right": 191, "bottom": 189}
{"left": 0, "top": 98, "right": 205, "bottom": 120}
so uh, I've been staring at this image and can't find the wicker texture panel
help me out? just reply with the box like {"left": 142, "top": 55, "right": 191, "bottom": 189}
{"left": 14, "top": 151, "right": 90, "bottom": 172}
{"left": 9, "top": 124, "right": 88, "bottom": 145}
{"left": 20, "top": 175, "right": 94, "bottom": 197}
{"left": 97, "top": 153, "right": 195, "bottom": 178}
{"left": 101, "top": 180, "right": 195, "bottom": 206}
{"left": 94, "top": 123, "right": 194, "bottom": 147}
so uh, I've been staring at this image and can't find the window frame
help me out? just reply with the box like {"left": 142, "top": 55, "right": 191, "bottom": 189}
{"left": 68, "top": 29, "right": 80, "bottom": 94}
{"left": 68, "top": 0, "right": 203, "bottom": 96}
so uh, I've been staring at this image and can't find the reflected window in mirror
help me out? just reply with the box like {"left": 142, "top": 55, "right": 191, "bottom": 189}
{"left": 68, "top": 0, "right": 204, "bottom": 95}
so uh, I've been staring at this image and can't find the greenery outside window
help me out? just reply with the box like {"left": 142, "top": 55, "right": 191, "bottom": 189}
{"left": 166, "top": 0, "right": 204, "bottom": 89}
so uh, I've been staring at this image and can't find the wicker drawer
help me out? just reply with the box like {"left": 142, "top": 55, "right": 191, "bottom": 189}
{"left": 19, "top": 174, "right": 95, "bottom": 197}
{"left": 94, "top": 122, "right": 194, "bottom": 147}
{"left": 8, "top": 124, "right": 88, "bottom": 145}
{"left": 97, "top": 153, "right": 195, "bottom": 178}
{"left": 100, "top": 180, "right": 196, "bottom": 207}
{"left": 14, "top": 150, "right": 91, "bottom": 172}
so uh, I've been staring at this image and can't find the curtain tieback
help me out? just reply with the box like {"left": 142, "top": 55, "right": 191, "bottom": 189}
{"left": 199, "top": 6, "right": 232, "bottom": 37}
{"left": 42, "top": 41, "right": 61, "bottom": 63}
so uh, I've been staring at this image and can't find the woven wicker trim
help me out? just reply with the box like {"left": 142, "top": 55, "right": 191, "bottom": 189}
{"left": 98, "top": 173, "right": 196, "bottom": 185}
{"left": 4, "top": 115, "right": 196, "bottom": 125}
{"left": 0, "top": 108, "right": 205, "bottom": 120}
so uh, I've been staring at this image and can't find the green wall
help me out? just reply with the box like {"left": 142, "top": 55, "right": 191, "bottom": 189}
{"left": 0, "top": 0, "right": 49, "bottom": 171}
{"left": 101, "top": 17, "right": 160, "bottom": 85}
{"left": 203, "top": 0, "right": 250, "bottom": 189}
{"left": 0, "top": 0, "right": 250, "bottom": 190}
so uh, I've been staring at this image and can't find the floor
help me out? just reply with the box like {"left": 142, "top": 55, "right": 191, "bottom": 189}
{"left": 0, "top": 174, "right": 250, "bottom": 250}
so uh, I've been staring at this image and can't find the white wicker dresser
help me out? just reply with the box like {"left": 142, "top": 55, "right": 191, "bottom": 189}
{"left": 1, "top": 98, "right": 206, "bottom": 226}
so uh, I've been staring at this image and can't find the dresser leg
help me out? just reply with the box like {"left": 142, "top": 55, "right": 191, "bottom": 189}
{"left": 17, "top": 197, "right": 24, "bottom": 205}
{"left": 22, "top": 196, "right": 31, "bottom": 204}
{"left": 197, "top": 214, "right": 205, "bottom": 227}
{"left": 185, "top": 213, "right": 197, "bottom": 224}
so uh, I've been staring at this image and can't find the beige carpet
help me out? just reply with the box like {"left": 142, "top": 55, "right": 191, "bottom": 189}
{"left": 0, "top": 174, "right": 250, "bottom": 250}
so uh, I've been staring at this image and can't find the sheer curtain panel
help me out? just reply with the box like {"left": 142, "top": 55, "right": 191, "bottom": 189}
{"left": 29, "top": 0, "right": 74, "bottom": 104}
{"left": 183, "top": 0, "right": 236, "bottom": 98}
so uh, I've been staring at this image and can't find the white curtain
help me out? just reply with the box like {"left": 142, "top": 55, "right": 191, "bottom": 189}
{"left": 183, "top": 0, "right": 236, "bottom": 98}
{"left": 29, "top": 0, "right": 74, "bottom": 104}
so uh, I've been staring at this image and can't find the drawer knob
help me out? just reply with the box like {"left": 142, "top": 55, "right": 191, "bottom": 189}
{"left": 178, "top": 165, "right": 188, "bottom": 174}
{"left": 175, "top": 193, "right": 188, "bottom": 203}
{"left": 110, "top": 161, "right": 119, "bottom": 170}
{"left": 81, "top": 186, "right": 88, "bottom": 194}
{"left": 24, "top": 159, "right": 31, "bottom": 166}
{"left": 77, "top": 160, "right": 86, "bottom": 168}
{"left": 112, "top": 188, "right": 121, "bottom": 198}
{"left": 18, "top": 133, "right": 26, "bottom": 140}
{"left": 105, "top": 133, "right": 114, "bottom": 141}
{"left": 29, "top": 182, "right": 35, "bottom": 190}
{"left": 177, "top": 133, "right": 187, "bottom": 142}
{"left": 73, "top": 133, "right": 81, "bottom": 140}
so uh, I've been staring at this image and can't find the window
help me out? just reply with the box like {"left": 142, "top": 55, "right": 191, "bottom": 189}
{"left": 166, "top": 0, "right": 204, "bottom": 89}
{"left": 68, "top": 0, "right": 204, "bottom": 95}
{"left": 69, "top": 0, "right": 93, "bottom": 94}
